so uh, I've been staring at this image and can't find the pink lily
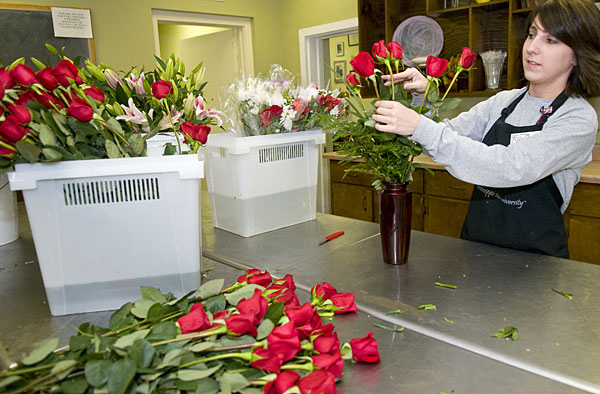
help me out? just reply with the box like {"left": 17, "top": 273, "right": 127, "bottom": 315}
{"left": 191, "top": 95, "right": 225, "bottom": 126}
{"left": 116, "top": 98, "right": 152, "bottom": 131}
{"left": 104, "top": 69, "right": 123, "bottom": 90}
{"left": 125, "top": 72, "right": 145, "bottom": 95}
{"left": 158, "top": 105, "right": 184, "bottom": 130}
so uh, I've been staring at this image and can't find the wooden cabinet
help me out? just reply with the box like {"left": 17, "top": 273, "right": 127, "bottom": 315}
{"left": 358, "top": 0, "right": 533, "bottom": 94}
{"left": 329, "top": 159, "right": 600, "bottom": 265}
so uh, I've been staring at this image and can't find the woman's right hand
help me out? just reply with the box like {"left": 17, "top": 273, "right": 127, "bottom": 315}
{"left": 381, "top": 68, "right": 428, "bottom": 95}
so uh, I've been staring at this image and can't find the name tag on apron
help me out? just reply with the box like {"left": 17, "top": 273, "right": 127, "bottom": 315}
{"left": 510, "top": 130, "right": 541, "bottom": 144}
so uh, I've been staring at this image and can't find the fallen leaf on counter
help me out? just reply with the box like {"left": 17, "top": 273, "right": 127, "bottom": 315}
{"left": 551, "top": 288, "right": 573, "bottom": 300}
{"left": 492, "top": 326, "right": 518, "bottom": 341}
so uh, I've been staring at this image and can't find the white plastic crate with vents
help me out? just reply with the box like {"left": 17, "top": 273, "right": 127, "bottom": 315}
{"left": 8, "top": 155, "right": 203, "bottom": 316}
{"left": 204, "top": 130, "right": 325, "bottom": 237}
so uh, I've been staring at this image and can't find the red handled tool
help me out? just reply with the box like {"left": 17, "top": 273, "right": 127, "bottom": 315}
{"left": 318, "top": 231, "right": 344, "bottom": 246}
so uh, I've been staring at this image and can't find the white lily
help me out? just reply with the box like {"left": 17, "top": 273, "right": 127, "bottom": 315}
{"left": 116, "top": 98, "right": 151, "bottom": 131}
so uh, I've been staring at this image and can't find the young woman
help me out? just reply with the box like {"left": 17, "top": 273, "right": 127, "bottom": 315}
{"left": 372, "top": 0, "right": 600, "bottom": 258}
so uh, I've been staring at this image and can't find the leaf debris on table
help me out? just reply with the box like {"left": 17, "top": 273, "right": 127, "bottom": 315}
{"left": 373, "top": 323, "right": 404, "bottom": 332}
{"left": 443, "top": 317, "right": 455, "bottom": 324}
{"left": 385, "top": 309, "right": 405, "bottom": 315}
{"left": 551, "top": 288, "right": 573, "bottom": 300}
{"left": 434, "top": 282, "right": 457, "bottom": 289}
{"left": 418, "top": 304, "right": 437, "bottom": 310}
{"left": 491, "top": 326, "right": 518, "bottom": 341}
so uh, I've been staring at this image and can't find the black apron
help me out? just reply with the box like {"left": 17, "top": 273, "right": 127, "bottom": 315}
{"left": 460, "top": 90, "right": 570, "bottom": 258}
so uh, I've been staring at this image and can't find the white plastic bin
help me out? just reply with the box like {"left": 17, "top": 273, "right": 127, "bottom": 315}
{"left": 0, "top": 172, "right": 18, "bottom": 245}
{"left": 203, "top": 130, "right": 325, "bottom": 237}
{"left": 8, "top": 155, "right": 203, "bottom": 316}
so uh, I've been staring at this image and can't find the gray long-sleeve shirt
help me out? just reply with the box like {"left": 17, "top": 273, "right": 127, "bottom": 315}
{"left": 410, "top": 87, "right": 598, "bottom": 212}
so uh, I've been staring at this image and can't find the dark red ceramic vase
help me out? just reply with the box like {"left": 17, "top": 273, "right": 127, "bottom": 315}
{"left": 379, "top": 182, "right": 412, "bottom": 265}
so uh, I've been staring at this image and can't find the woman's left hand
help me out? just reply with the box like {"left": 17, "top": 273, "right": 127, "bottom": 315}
{"left": 373, "top": 101, "right": 421, "bottom": 136}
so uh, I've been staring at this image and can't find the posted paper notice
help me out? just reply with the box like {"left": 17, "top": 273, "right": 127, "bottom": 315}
{"left": 51, "top": 7, "right": 93, "bottom": 39}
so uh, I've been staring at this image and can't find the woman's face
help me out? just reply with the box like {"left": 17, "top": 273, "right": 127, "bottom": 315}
{"left": 522, "top": 17, "right": 576, "bottom": 97}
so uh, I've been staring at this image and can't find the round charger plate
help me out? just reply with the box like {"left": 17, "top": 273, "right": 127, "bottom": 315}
{"left": 392, "top": 16, "right": 444, "bottom": 67}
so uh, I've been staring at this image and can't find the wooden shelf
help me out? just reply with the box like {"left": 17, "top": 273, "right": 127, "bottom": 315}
{"left": 512, "top": 7, "right": 533, "bottom": 13}
{"left": 428, "top": 0, "right": 509, "bottom": 15}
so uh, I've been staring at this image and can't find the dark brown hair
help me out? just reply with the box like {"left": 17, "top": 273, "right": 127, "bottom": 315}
{"left": 528, "top": 0, "right": 600, "bottom": 97}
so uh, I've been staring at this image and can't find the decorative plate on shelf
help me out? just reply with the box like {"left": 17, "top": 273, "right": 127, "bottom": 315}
{"left": 392, "top": 16, "right": 444, "bottom": 66}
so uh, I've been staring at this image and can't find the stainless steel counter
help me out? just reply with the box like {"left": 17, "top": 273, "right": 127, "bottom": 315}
{"left": 1, "top": 198, "right": 598, "bottom": 393}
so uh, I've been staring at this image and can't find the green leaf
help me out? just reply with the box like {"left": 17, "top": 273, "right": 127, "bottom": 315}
{"left": 107, "top": 117, "right": 124, "bottom": 135}
{"left": 141, "top": 286, "right": 168, "bottom": 304}
{"left": 60, "top": 375, "right": 88, "bottom": 394}
{"left": 158, "top": 348, "right": 187, "bottom": 369}
{"left": 492, "top": 326, "right": 519, "bottom": 341}
{"left": 147, "top": 321, "right": 178, "bottom": 342}
{"left": 364, "top": 119, "right": 376, "bottom": 128}
{"left": 39, "top": 124, "right": 58, "bottom": 146}
{"left": 109, "top": 302, "right": 133, "bottom": 330}
{"left": 15, "top": 140, "right": 42, "bottom": 163}
{"left": 217, "top": 372, "right": 249, "bottom": 393}
{"left": 21, "top": 337, "right": 59, "bottom": 365}
{"left": 131, "top": 298, "right": 156, "bottom": 319}
{"left": 188, "top": 341, "right": 215, "bottom": 353}
{"left": 373, "top": 323, "right": 404, "bottom": 332}
{"left": 42, "top": 147, "right": 63, "bottom": 161}
{"left": 85, "top": 359, "right": 112, "bottom": 388}
{"left": 385, "top": 309, "right": 404, "bottom": 315}
{"left": 52, "top": 112, "right": 72, "bottom": 136}
{"left": 113, "top": 329, "right": 150, "bottom": 349}
{"left": 45, "top": 43, "right": 60, "bottom": 56}
{"left": 256, "top": 319, "right": 275, "bottom": 340}
{"left": 107, "top": 359, "right": 137, "bottom": 394}
{"left": 69, "top": 335, "right": 91, "bottom": 352}
{"left": 0, "top": 376, "right": 22, "bottom": 389}
{"left": 197, "top": 278, "right": 224, "bottom": 300}
{"left": 163, "top": 142, "right": 177, "bottom": 155}
{"left": 52, "top": 359, "right": 78, "bottom": 380}
{"left": 224, "top": 284, "right": 264, "bottom": 306}
{"left": 551, "top": 288, "right": 573, "bottom": 300}
{"left": 147, "top": 303, "right": 165, "bottom": 323}
{"left": 129, "top": 339, "right": 156, "bottom": 368}
{"left": 418, "top": 304, "right": 437, "bottom": 310}
{"left": 178, "top": 365, "right": 222, "bottom": 381}
{"left": 115, "top": 83, "right": 130, "bottom": 105}
{"left": 193, "top": 377, "right": 220, "bottom": 394}
{"left": 263, "top": 301, "right": 284, "bottom": 325}
{"left": 434, "top": 282, "right": 457, "bottom": 289}
{"left": 105, "top": 139, "right": 122, "bottom": 158}
{"left": 30, "top": 57, "right": 47, "bottom": 70}
{"left": 128, "top": 133, "right": 145, "bottom": 156}
{"left": 166, "top": 289, "right": 197, "bottom": 307}
{"left": 68, "top": 117, "right": 99, "bottom": 136}
{"left": 440, "top": 97, "right": 461, "bottom": 112}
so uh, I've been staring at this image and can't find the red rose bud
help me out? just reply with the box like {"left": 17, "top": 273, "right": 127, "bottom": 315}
{"left": 313, "top": 332, "right": 340, "bottom": 355}
{"left": 0, "top": 84, "right": 4, "bottom": 101}
{"left": 151, "top": 80, "right": 173, "bottom": 99}
{"left": 274, "top": 274, "right": 296, "bottom": 291}
{"left": 330, "top": 292, "right": 357, "bottom": 314}
{"left": 264, "top": 371, "right": 300, "bottom": 394}
{"left": 267, "top": 321, "right": 302, "bottom": 362}
{"left": 177, "top": 302, "right": 210, "bottom": 334}
{"left": 459, "top": 47, "right": 477, "bottom": 70}
{"left": 298, "top": 370, "right": 337, "bottom": 394}
{"left": 426, "top": 56, "right": 449, "bottom": 78}
{"left": 312, "top": 351, "right": 344, "bottom": 378}
{"left": 312, "top": 282, "right": 338, "bottom": 300}
{"left": 0, "top": 68, "right": 15, "bottom": 89}
{"left": 251, "top": 347, "right": 282, "bottom": 373}
{"left": 285, "top": 302, "right": 315, "bottom": 326}
{"left": 85, "top": 85, "right": 105, "bottom": 103}
{"left": 372, "top": 40, "right": 388, "bottom": 61}
{"left": 350, "top": 52, "right": 375, "bottom": 78}
{"left": 237, "top": 289, "right": 269, "bottom": 325}
{"left": 34, "top": 91, "right": 63, "bottom": 109}
{"left": 387, "top": 41, "right": 403, "bottom": 61}
{"left": 36, "top": 67, "right": 59, "bottom": 91}
{"left": 237, "top": 268, "right": 272, "bottom": 287}
{"left": 53, "top": 59, "right": 83, "bottom": 86}
{"left": 0, "top": 145, "right": 16, "bottom": 159}
{"left": 260, "top": 105, "right": 283, "bottom": 128}
{"left": 311, "top": 323, "right": 335, "bottom": 338}
{"left": 10, "top": 64, "right": 37, "bottom": 86}
{"left": 225, "top": 313, "right": 259, "bottom": 336}
{"left": 0, "top": 116, "right": 28, "bottom": 143}
{"left": 346, "top": 72, "right": 360, "bottom": 87}
{"left": 180, "top": 122, "right": 211, "bottom": 144}
{"left": 8, "top": 104, "right": 32, "bottom": 125}
{"left": 349, "top": 331, "right": 380, "bottom": 363}
{"left": 66, "top": 99, "right": 94, "bottom": 122}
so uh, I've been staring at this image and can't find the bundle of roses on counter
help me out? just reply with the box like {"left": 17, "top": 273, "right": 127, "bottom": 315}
{"left": 323, "top": 40, "right": 476, "bottom": 190}
{"left": 0, "top": 269, "right": 379, "bottom": 394}
{"left": 0, "top": 45, "right": 224, "bottom": 169}
{"left": 225, "top": 64, "right": 346, "bottom": 137}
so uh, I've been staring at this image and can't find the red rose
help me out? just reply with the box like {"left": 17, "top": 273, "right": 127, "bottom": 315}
{"left": 459, "top": 47, "right": 477, "bottom": 70}
{"left": 85, "top": 85, "right": 105, "bottom": 103}
{"left": 212, "top": 310, "right": 229, "bottom": 320}
{"left": 265, "top": 285, "right": 300, "bottom": 307}
{"left": 297, "top": 370, "right": 336, "bottom": 394}
{"left": 330, "top": 292, "right": 357, "bottom": 314}
{"left": 387, "top": 41, "right": 403, "bottom": 61}
{"left": 350, "top": 52, "right": 375, "bottom": 78}
{"left": 34, "top": 92, "right": 63, "bottom": 109}
{"left": 273, "top": 275, "right": 296, "bottom": 291}
{"left": 425, "top": 56, "right": 448, "bottom": 78}
{"left": 285, "top": 302, "right": 315, "bottom": 326}
{"left": 53, "top": 59, "right": 83, "bottom": 86}
{"left": 346, "top": 73, "right": 360, "bottom": 87}
{"left": 8, "top": 105, "right": 31, "bottom": 125}
{"left": 236, "top": 288, "right": 268, "bottom": 326}
{"left": 260, "top": 105, "right": 283, "bottom": 128}
{"left": 313, "top": 332, "right": 340, "bottom": 355}
{"left": 251, "top": 347, "right": 282, "bottom": 373}
{"left": 0, "top": 116, "right": 28, "bottom": 143}
{"left": 180, "top": 122, "right": 211, "bottom": 144}
{"left": 0, "top": 68, "right": 15, "bottom": 89}
{"left": 237, "top": 269, "right": 272, "bottom": 287}
{"left": 0, "top": 145, "right": 16, "bottom": 158}
{"left": 349, "top": 331, "right": 380, "bottom": 363}
{"left": 151, "top": 80, "right": 173, "bottom": 99}
{"left": 0, "top": 84, "right": 3, "bottom": 101}
{"left": 225, "top": 313, "right": 258, "bottom": 336}
{"left": 264, "top": 371, "right": 300, "bottom": 394}
{"left": 312, "top": 351, "right": 344, "bottom": 378}
{"left": 311, "top": 323, "right": 335, "bottom": 338}
{"left": 10, "top": 64, "right": 37, "bottom": 86}
{"left": 15, "top": 90, "right": 36, "bottom": 107}
{"left": 36, "top": 67, "right": 59, "bottom": 91}
{"left": 312, "top": 282, "right": 337, "bottom": 300}
{"left": 177, "top": 302, "right": 210, "bottom": 334}
{"left": 66, "top": 99, "right": 94, "bottom": 122}
{"left": 267, "top": 321, "right": 301, "bottom": 362}
{"left": 372, "top": 40, "right": 388, "bottom": 61}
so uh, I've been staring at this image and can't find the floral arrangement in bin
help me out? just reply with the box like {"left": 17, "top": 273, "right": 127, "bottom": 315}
{"left": 322, "top": 41, "right": 476, "bottom": 190}
{"left": 0, "top": 45, "right": 224, "bottom": 170}
{"left": 0, "top": 269, "right": 380, "bottom": 394}
{"left": 225, "top": 64, "right": 346, "bottom": 136}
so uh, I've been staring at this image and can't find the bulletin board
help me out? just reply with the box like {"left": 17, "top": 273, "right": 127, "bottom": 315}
{"left": 0, "top": 4, "right": 95, "bottom": 68}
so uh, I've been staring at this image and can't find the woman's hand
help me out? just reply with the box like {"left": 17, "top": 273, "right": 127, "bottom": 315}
{"left": 381, "top": 68, "right": 428, "bottom": 95}
{"left": 373, "top": 101, "right": 421, "bottom": 136}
